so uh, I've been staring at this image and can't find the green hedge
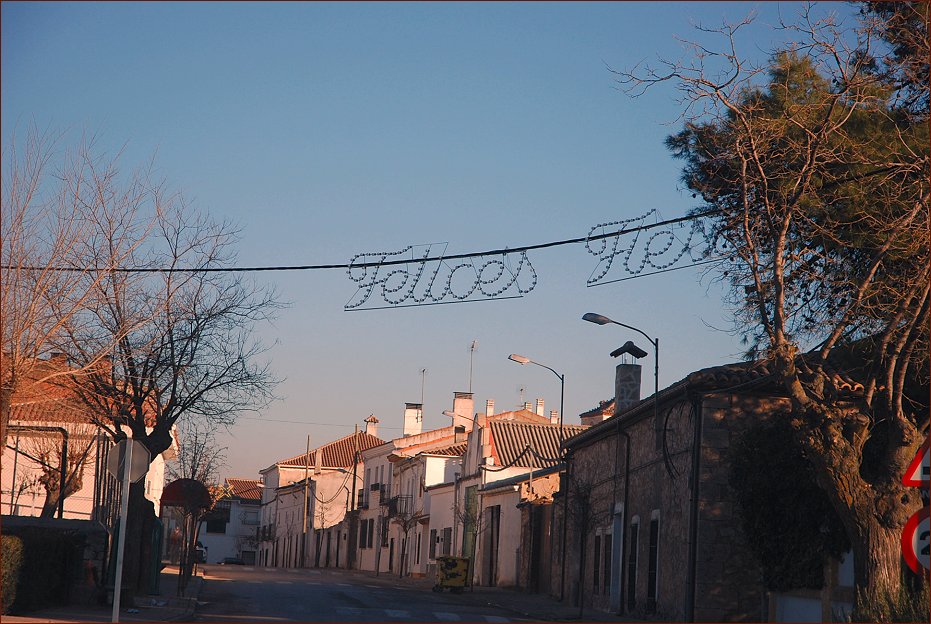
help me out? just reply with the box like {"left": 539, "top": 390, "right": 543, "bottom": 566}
{"left": 1, "top": 527, "right": 83, "bottom": 613}
{"left": 1, "top": 535, "right": 23, "bottom": 614}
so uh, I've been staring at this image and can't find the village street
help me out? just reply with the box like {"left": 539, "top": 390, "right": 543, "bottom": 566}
{"left": 193, "top": 564, "right": 548, "bottom": 622}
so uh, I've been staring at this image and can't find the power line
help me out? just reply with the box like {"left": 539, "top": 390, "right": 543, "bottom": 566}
{"left": 6, "top": 209, "right": 720, "bottom": 274}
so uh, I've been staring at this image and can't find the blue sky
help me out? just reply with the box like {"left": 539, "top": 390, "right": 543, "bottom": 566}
{"left": 2, "top": 1, "right": 859, "bottom": 481}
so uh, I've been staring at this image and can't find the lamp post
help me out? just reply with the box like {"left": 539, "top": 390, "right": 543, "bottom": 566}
{"left": 508, "top": 352, "right": 568, "bottom": 600}
{"left": 582, "top": 312, "right": 659, "bottom": 425}
{"left": 507, "top": 354, "right": 565, "bottom": 444}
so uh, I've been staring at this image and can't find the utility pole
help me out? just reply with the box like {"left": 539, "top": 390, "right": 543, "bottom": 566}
{"left": 302, "top": 435, "right": 310, "bottom": 568}
{"left": 468, "top": 340, "right": 478, "bottom": 392}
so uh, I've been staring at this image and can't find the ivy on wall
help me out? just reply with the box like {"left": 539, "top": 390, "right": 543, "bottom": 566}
{"left": 728, "top": 419, "right": 850, "bottom": 591}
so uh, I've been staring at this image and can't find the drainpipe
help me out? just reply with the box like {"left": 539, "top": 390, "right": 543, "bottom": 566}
{"left": 9, "top": 424, "right": 68, "bottom": 518}
{"left": 617, "top": 427, "right": 631, "bottom": 615}
{"left": 684, "top": 394, "right": 704, "bottom": 622}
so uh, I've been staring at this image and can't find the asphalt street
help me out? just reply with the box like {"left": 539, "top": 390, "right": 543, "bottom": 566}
{"left": 194, "top": 564, "right": 532, "bottom": 622}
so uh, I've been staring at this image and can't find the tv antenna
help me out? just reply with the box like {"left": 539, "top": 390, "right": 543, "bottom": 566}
{"left": 468, "top": 340, "right": 478, "bottom": 392}
{"left": 420, "top": 368, "right": 427, "bottom": 407}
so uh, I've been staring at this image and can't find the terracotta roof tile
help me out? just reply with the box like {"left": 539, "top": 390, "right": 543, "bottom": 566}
{"left": 489, "top": 421, "right": 587, "bottom": 468}
{"left": 278, "top": 431, "right": 384, "bottom": 469}
{"left": 226, "top": 478, "right": 262, "bottom": 503}
{"left": 425, "top": 442, "right": 467, "bottom": 457}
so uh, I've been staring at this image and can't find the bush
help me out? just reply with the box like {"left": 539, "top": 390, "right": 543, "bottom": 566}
{"left": 1, "top": 527, "right": 83, "bottom": 612}
{"left": 1, "top": 535, "right": 24, "bottom": 614}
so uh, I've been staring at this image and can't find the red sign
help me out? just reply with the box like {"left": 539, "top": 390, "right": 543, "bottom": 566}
{"left": 901, "top": 506, "right": 930, "bottom": 574}
{"left": 902, "top": 436, "right": 930, "bottom": 487}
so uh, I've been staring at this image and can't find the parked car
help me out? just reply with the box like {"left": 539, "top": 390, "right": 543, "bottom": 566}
{"left": 218, "top": 557, "right": 244, "bottom": 565}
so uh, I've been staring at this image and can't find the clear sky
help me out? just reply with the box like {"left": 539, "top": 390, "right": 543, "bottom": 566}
{"left": 2, "top": 1, "right": 858, "bottom": 482}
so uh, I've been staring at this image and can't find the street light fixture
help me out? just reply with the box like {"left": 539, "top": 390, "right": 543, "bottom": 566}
{"left": 507, "top": 353, "right": 565, "bottom": 444}
{"left": 582, "top": 312, "right": 659, "bottom": 432}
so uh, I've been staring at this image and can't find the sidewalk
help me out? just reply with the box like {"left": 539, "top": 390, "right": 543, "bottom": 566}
{"left": 3, "top": 566, "right": 204, "bottom": 623}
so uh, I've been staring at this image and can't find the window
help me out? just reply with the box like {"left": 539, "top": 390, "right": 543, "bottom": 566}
{"left": 381, "top": 517, "right": 389, "bottom": 547}
{"left": 593, "top": 534, "right": 601, "bottom": 594}
{"left": 243, "top": 510, "right": 259, "bottom": 525}
{"left": 359, "top": 520, "right": 368, "bottom": 549}
{"left": 627, "top": 517, "right": 640, "bottom": 612}
{"left": 367, "top": 519, "right": 375, "bottom": 549}
{"left": 647, "top": 511, "right": 660, "bottom": 612}
{"left": 442, "top": 527, "right": 452, "bottom": 556}
{"left": 416, "top": 532, "right": 421, "bottom": 564}
{"left": 205, "top": 518, "right": 227, "bottom": 534}
{"left": 603, "top": 533, "right": 612, "bottom": 595}
{"left": 429, "top": 528, "right": 437, "bottom": 560}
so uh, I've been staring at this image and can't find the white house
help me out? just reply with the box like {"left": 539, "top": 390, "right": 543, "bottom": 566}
{"left": 197, "top": 478, "right": 262, "bottom": 564}
{"left": 2, "top": 355, "right": 174, "bottom": 521}
{"left": 256, "top": 425, "right": 383, "bottom": 568}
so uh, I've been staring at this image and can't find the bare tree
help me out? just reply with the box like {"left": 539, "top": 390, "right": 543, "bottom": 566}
{"left": 167, "top": 419, "right": 227, "bottom": 485}
{"left": 15, "top": 420, "right": 97, "bottom": 518}
{"left": 1, "top": 128, "right": 148, "bottom": 451}
{"left": 41, "top": 147, "right": 280, "bottom": 598}
{"left": 615, "top": 7, "right": 928, "bottom": 605}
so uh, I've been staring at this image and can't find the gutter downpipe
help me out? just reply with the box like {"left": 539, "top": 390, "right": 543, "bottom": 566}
{"left": 617, "top": 426, "right": 631, "bottom": 616}
{"left": 684, "top": 393, "right": 704, "bottom": 622}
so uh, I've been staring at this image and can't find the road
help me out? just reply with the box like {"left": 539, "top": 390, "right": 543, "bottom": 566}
{"left": 194, "top": 565, "right": 532, "bottom": 622}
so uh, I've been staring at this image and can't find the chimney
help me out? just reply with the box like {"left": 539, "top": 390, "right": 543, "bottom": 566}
{"left": 454, "top": 425, "right": 467, "bottom": 444}
{"left": 364, "top": 414, "right": 379, "bottom": 438}
{"left": 614, "top": 363, "right": 642, "bottom": 416}
{"left": 523, "top": 402, "right": 532, "bottom": 412}
{"left": 550, "top": 410, "right": 559, "bottom": 425}
{"left": 403, "top": 403, "right": 423, "bottom": 437}
{"left": 534, "top": 398, "right": 544, "bottom": 416}
{"left": 485, "top": 399, "right": 495, "bottom": 417}
{"left": 451, "top": 392, "right": 474, "bottom": 432}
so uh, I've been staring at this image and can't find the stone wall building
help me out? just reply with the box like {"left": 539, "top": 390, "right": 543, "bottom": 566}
{"left": 560, "top": 360, "right": 859, "bottom": 621}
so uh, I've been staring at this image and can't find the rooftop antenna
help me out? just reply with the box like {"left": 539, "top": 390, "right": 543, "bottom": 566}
{"left": 468, "top": 340, "right": 478, "bottom": 392}
{"left": 517, "top": 385, "right": 525, "bottom": 408}
{"left": 420, "top": 368, "right": 427, "bottom": 408}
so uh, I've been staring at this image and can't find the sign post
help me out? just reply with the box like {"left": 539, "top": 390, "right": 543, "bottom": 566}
{"left": 106, "top": 439, "right": 151, "bottom": 623}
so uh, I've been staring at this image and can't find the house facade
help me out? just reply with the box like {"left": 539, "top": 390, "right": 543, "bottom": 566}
{"left": 559, "top": 360, "right": 858, "bottom": 621}
{"left": 197, "top": 478, "right": 262, "bottom": 564}
{"left": 256, "top": 425, "right": 383, "bottom": 568}
{"left": 2, "top": 355, "right": 173, "bottom": 522}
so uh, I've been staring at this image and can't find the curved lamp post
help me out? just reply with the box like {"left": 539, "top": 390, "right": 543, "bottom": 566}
{"left": 507, "top": 353, "right": 565, "bottom": 445}
{"left": 582, "top": 312, "right": 659, "bottom": 421}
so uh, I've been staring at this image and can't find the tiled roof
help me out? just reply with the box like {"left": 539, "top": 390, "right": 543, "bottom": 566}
{"left": 226, "top": 478, "right": 262, "bottom": 503}
{"left": 10, "top": 359, "right": 96, "bottom": 425}
{"left": 278, "top": 431, "right": 384, "bottom": 469}
{"left": 489, "top": 421, "right": 587, "bottom": 469}
{"left": 9, "top": 357, "right": 159, "bottom": 426}
{"left": 579, "top": 399, "right": 614, "bottom": 420}
{"left": 425, "top": 442, "right": 467, "bottom": 457}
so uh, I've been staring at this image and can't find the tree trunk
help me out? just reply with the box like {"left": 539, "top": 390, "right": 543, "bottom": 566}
{"left": 852, "top": 517, "right": 910, "bottom": 604}
{"left": 118, "top": 481, "right": 156, "bottom": 605}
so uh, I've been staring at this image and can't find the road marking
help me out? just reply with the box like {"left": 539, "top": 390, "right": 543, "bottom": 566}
{"left": 385, "top": 610, "right": 410, "bottom": 619}
{"left": 434, "top": 612, "right": 460, "bottom": 621}
{"left": 484, "top": 617, "right": 509, "bottom": 623}
{"left": 365, "top": 584, "right": 379, "bottom": 588}
{"left": 276, "top": 581, "right": 292, "bottom": 584}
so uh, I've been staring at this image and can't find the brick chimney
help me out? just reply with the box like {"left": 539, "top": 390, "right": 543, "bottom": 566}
{"left": 364, "top": 414, "right": 379, "bottom": 438}
{"left": 614, "top": 363, "right": 642, "bottom": 415}
{"left": 454, "top": 425, "right": 467, "bottom": 444}
{"left": 403, "top": 403, "right": 423, "bottom": 437}
{"left": 451, "top": 392, "right": 474, "bottom": 432}
{"left": 534, "top": 398, "right": 544, "bottom": 416}
{"left": 523, "top": 401, "right": 532, "bottom": 412}
{"left": 485, "top": 399, "right": 495, "bottom": 417}
{"left": 550, "top": 410, "right": 559, "bottom": 425}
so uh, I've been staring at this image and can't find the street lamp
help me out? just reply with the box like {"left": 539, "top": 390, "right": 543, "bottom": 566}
{"left": 507, "top": 353, "right": 565, "bottom": 444}
{"left": 582, "top": 312, "right": 659, "bottom": 429}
